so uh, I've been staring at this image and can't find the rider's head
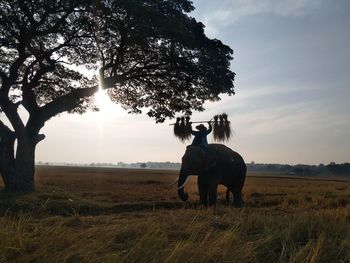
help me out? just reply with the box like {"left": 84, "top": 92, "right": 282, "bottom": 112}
{"left": 195, "top": 124, "right": 207, "bottom": 131}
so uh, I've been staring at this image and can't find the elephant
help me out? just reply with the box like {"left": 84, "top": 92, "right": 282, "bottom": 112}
{"left": 177, "top": 144, "right": 246, "bottom": 207}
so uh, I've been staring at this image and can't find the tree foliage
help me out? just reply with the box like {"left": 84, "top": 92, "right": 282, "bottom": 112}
{"left": 0, "top": 0, "right": 235, "bottom": 191}
{"left": 0, "top": 0, "right": 235, "bottom": 123}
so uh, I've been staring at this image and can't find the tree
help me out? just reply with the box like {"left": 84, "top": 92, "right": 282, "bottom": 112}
{"left": 0, "top": 0, "right": 235, "bottom": 191}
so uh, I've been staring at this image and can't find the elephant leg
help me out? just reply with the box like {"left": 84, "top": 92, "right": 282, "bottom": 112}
{"left": 197, "top": 176, "right": 208, "bottom": 207}
{"left": 225, "top": 187, "right": 231, "bottom": 204}
{"left": 233, "top": 186, "right": 243, "bottom": 208}
{"left": 208, "top": 180, "right": 219, "bottom": 207}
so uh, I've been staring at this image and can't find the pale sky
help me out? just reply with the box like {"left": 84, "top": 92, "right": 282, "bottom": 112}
{"left": 31, "top": 0, "right": 350, "bottom": 165}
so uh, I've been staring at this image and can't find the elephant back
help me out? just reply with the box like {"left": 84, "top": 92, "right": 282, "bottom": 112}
{"left": 208, "top": 144, "right": 246, "bottom": 185}
{"left": 207, "top": 144, "right": 245, "bottom": 165}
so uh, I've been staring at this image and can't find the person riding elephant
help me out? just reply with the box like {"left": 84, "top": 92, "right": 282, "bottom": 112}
{"left": 190, "top": 122, "right": 212, "bottom": 149}
{"left": 177, "top": 144, "right": 246, "bottom": 207}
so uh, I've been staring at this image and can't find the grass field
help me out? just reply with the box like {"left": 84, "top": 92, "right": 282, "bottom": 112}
{"left": 0, "top": 166, "right": 349, "bottom": 263}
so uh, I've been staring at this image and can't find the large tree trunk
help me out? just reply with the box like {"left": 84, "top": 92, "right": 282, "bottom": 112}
{"left": 0, "top": 131, "right": 16, "bottom": 190}
{"left": 13, "top": 137, "right": 36, "bottom": 192}
{"left": 0, "top": 133, "right": 37, "bottom": 192}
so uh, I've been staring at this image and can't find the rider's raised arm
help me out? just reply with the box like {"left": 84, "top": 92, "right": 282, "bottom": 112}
{"left": 190, "top": 123, "right": 197, "bottom": 135}
{"left": 207, "top": 122, "right": 213, "bottom": 134}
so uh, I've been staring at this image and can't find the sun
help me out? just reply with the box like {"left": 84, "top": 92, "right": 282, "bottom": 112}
{"left": 92, "top": 89, "right": 118, "bottom": 122}
{"left": 90, "top": 89, "right": 124, "bottom": 122}
{"left": 95, "top": 89, "right": 112, "bottom": 111}
{"left": 89, "top": 64, "right": 126, "bottom": 122}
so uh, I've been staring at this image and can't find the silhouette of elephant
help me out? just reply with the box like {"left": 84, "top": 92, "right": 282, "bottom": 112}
{"left": 177, "top": 144, "right": 246, "bottom": 207}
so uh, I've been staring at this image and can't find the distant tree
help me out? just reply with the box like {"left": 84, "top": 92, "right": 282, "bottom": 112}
{"left": 327, "top": 163, "right": 350, "bottom": 175}
{"left": 266, "top": 164, "right": 277, "bottom": 171}
{"left": 293, "top": 168, "right": 303, "bottom": 175}
{"left": 140, "top": 163, "right": 147, "bottom": 169}
{"left": 0, "top": 0, "right": 235, "bottom": 191}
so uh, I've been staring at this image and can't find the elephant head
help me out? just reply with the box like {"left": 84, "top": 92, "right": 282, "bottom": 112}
{"left": 177, "top": 146, "right": 217, "bottom": 201}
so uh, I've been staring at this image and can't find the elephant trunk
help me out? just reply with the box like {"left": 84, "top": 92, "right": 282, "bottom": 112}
{"left": 177, "top": 170, "right": 189, "bottom": 202}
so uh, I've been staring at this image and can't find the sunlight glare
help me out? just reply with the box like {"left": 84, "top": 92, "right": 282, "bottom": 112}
{"left": 92, "top": 89, "right": 119, "bottom": 121}
{"left": 89, "top": 63, "right": 127, "bottom": 122}
{"left": 95, "top": 89, "right": 111, "bottom": 111}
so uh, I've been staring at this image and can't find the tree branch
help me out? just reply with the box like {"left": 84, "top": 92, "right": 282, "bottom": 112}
{"left": 0, "top": 70, "right": 7, "bottom": 88}
{"left": 0, "top": 118, "right": 14, "bottom": 135}
{"left": 36, "top": 5, "right": 76, "bottom": 36}
{"left": 0, "top": 95, "right": 24, "bottom": 134}
{"left": 38, "top": 85, "right": 99, "bottom": 122}
{"left": 21, "top": 59, "right": 56, "bottom": 114}
{"left": 0, "top": 117, "right": 16, "bottom": 186}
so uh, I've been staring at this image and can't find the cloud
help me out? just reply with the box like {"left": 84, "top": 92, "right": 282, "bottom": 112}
{"left": 192, "top": 0, "right": 322, "bottom": 35}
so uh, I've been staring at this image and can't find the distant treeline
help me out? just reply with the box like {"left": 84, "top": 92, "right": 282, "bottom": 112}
{"left": 247, "top": 162, "right": 350, "bottom": 176}
{"left": 36, "top": 161, "right": 350, "bottom": 176}
{"left": 115, "top": 161, "right": 181, "bottom": 170}
{"left": 36, "top": 161, "right": 182, "bottom": 170}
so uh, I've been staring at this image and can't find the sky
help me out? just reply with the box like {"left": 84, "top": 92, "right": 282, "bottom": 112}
{"left": 32, "top": 0, "right": 350, "bottom": 165}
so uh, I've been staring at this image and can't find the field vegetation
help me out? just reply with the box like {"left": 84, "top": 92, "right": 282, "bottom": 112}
{"left": 0, "top": 166, "right": 349, "bottom": 263}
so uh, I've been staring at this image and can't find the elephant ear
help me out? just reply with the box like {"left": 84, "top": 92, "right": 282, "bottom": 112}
{"left": 204, "top": 148, "right": 218, "bottom": 171}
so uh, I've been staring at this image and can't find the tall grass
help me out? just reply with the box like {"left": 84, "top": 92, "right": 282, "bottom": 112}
{"left": 0, "top": 167, "right": 349, "bottom": 262}
{"left": 0, "top": 208, "right": 349, "bottom": 262}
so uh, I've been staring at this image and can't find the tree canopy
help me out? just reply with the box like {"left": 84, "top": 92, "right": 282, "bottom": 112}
{"left": 0, "top": 0, "right": 235, "bottom": 191}
{"left": 0, "top": 0, "right": 235, "bottom": 123}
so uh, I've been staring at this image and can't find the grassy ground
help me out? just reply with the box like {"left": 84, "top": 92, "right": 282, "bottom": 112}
{"left": 0, "top": 166, "right": 349, "bottom": 263}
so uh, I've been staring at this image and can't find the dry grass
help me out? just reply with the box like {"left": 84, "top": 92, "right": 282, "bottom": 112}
{"left": 0, "top": 166, "right": 349, "bottom": 262}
